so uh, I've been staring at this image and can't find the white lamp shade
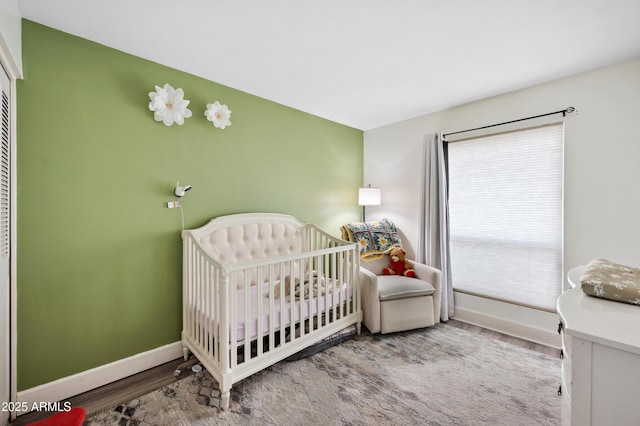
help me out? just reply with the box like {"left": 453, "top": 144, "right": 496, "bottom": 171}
{"left": 358, "top": 187, "right": 381, "bottom": 206}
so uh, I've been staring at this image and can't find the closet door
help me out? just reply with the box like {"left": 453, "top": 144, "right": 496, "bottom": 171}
{"left": 0, "top": 64, "right": 10, "bottom": 426}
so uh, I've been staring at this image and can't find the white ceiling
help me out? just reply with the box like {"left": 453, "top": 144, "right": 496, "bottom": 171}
{"left": 17, "top": 0, "right": 640, "bottom": 130}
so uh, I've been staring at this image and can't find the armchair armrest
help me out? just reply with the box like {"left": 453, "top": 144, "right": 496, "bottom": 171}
{"left": 408, "top": 260, "right": 442, "bottom": 323}
{"left": 359, "top": 267, "right": 382, "bottom": 334}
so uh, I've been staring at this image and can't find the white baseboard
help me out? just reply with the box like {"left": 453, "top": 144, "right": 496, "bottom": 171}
{"left": 453, "top": 306, "right": 561, "bottom": 349}
{"left": 16, "top": 341, "right": 183, "bottom": 415}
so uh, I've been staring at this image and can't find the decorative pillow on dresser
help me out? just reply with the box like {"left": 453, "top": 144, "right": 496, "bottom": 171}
{"left": 580, "top": 258, "right": 640, "bottom": 305}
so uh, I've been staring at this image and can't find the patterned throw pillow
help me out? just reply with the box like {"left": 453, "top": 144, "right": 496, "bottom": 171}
{"left": 581, "top": 258, "right": 640, "bottom": 305}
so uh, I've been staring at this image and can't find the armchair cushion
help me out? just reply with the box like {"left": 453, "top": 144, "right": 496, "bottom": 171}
{"left": 378, "top": 276, "right": 435, "bottom": 301}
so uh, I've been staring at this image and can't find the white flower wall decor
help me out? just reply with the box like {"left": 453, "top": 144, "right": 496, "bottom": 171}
{"left": 205, "top": 101, "right": 232, "bottom": 129}
{"left": 148, "top": 84, "right": 192, "bottom": 126}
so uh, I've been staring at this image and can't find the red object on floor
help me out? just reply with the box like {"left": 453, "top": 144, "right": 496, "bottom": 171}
{"left": 27, "top": 407, "right": 86, "bottom": 426}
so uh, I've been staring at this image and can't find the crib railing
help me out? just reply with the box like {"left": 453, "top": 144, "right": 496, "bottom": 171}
{"left": 182, "top": 222, "right": 360, "bottom": 405}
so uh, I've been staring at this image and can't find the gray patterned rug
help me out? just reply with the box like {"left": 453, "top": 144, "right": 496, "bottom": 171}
{"left": 86, "top": 322, "right": 561, "bottom": 425}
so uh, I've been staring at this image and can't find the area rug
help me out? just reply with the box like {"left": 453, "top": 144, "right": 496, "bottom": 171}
{"left": 86, "top": 323, "right": 561, "bottom": 425}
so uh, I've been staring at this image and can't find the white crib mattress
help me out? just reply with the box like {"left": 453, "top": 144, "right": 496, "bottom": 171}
{"left": 194, "top": 281, "right": 352, "bottom": 344}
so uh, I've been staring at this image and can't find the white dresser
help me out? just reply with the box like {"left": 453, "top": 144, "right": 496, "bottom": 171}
{"left": 557, "top": 266, "right": 640, "bottom": 426}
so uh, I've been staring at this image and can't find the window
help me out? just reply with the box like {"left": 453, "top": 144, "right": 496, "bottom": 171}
{"left": 447, "top": 123, "right": 564, "bottom": 311}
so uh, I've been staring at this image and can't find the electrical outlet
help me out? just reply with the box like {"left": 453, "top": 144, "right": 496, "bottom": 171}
{"left": 167, "top": 200, "right": 182, "bottom": 208}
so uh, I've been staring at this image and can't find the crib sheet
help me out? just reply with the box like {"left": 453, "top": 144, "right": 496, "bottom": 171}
{"left": 193, "top": 280, "right": 352, "bottom": 344}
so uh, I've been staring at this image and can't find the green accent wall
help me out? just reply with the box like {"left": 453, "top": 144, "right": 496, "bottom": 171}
{"left": 17, "top": 20, "right": 362, "bottom": 390}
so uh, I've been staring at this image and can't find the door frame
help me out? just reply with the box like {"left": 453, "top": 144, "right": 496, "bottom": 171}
{"left": 0, "top": 33, "right": 22, "bottom": 424}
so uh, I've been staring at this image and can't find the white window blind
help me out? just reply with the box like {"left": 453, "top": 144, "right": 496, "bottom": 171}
{"left": 447, "top": 123, "right": 564, "bottom": 311}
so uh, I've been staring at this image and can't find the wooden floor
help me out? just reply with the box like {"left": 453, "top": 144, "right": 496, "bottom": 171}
{"left": 12, "top": 358, "right": 199, "bottom": 425}
{"left": 12, "top": 320, "right": 559, "bottom": 425}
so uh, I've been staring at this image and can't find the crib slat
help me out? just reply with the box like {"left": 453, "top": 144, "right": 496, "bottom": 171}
{"left": 300, "top": 257, "right": 308, "bottom": 338}
{"left": 213, "top": 267, "right": 218, "bottom": 362}
{"left": 197, "top": 251, "right": 202, "bottom": 348}
{"left": 315, "top": 254, "right": 322, "bottom": 331}
{"left": 202, "top": 263, "right": 211, "bottom": 353}
{"left": 189, "top": 243, "right": 196, "bottom": 340}
{"left": 184, "top": 240, "right": 192, "bottom": 339}
{"left": 267, "top": 263, "right": 275, "bottom": 354}
{"left": 326, "top": 252, "right": 331, "bottom": 325}
{"left": 289, "top": 259, "right": 297, "bottom": 343}
{"left": 212, "top": 262, "right": 217, "bottom": 360}
{"left": 201, "top": 253, "right": 208, "bottom": 350}
{"left": 200, "top": 253, "right": 206, "bottom": 349}
{"left": 328, "top": 251, "right": 335, "bottom": 324}
{"left": 200, "top": 253, "right": 207, "bottom": 349}
{"left": 211, "top": 265, "right": 218, "bottom": 360}
{"left": 256, "top": 266, "right": 263, "bottom": 358}
{"left": 228, "top": 270, "right": 236, "bottom": 368}
{"left": 347, "top": 250, "right": 352, "bottom": 315}
{"left": 243, "top": 272, "right": 251, "bottom": 362}
{"left": 279, "top": 261, "right": 286, "bottom": 346}
{"left": 339, "top": 250, "right": 345, "bottom": 319}
{"left": 315, "top": 254, "right": 322, "bottom": 332}
{"left": 334, "top": 251, "right": 340, "bottom": 322}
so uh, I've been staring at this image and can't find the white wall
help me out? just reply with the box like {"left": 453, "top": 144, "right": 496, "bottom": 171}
{"left": 0, "top": 0, "right": 22, "bottom": 77}
{"left": 364, "top": 57, "right": 640, "bottom": 346}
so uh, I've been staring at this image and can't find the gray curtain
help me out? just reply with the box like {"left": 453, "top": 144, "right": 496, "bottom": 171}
{"left": 417, "top": 133, "right": 453, "bottom": 321}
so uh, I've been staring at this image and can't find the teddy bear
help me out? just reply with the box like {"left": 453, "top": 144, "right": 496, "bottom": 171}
{"left": 382, "top": 246, "right": 416, "bottom": 278}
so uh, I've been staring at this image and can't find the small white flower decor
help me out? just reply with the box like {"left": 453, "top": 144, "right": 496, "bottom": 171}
{"left": 148, "top": 84, "right": 192, "bottom": 126}
{"left": 204, "top": 101, "right": 232, "bottom": 129}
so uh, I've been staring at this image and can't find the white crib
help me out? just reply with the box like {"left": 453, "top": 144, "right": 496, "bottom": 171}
{"left": 181, "top": 213, "right": 361, "bottom": 410}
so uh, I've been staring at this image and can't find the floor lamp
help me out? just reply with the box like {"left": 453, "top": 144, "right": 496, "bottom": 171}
{"left": 358, "top": 185, "right": 381, "bottom": 221}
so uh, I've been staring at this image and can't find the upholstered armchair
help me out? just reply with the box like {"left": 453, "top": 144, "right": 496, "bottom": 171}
{"left": 359, "top": 254, "right": 442, "bottom": 334}
{"left": 340, "top": 219, "right": 442, "bottom": 334}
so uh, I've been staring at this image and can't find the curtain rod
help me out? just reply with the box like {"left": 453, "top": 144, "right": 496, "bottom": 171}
{"left": 442, "top": 106, "right": 575, "bottom": 139}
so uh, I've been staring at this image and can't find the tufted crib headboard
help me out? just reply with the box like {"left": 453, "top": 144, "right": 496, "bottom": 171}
{"left": 182, "top": 213, "right": 349, "bottom": 289}
{"left": 197, "top": 219, "right": 306, "bottom": 264}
